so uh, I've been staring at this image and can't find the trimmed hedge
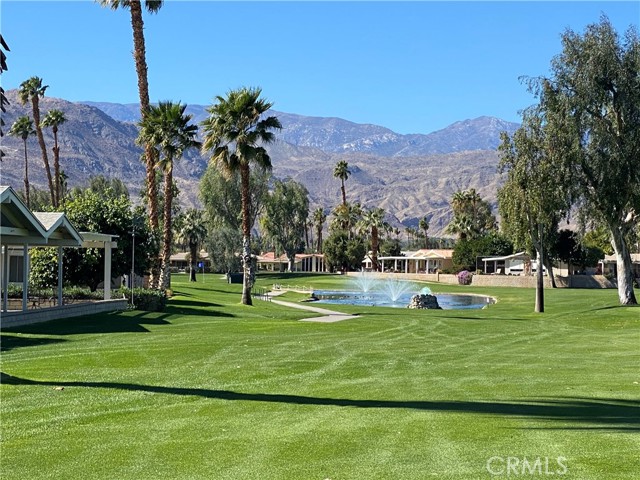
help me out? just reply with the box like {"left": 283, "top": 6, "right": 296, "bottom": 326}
{"left": 118, "top": 287, "right": 167, "bottom": 312}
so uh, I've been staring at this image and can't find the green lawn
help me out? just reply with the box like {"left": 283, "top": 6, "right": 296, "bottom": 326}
{"left": 1, "top": 273, "right": 638, "bottom": 479}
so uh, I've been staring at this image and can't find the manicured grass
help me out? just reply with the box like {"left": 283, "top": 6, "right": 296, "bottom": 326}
{"left": 1, "top": 273, "right": 638, "bottom": 479}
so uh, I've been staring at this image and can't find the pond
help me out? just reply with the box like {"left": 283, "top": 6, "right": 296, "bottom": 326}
{"left": 312, "top": 290, "right": 495, "bottom": 310}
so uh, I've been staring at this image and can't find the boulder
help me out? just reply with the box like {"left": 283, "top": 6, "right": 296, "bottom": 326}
{"left": 407, "top": 294, "right": 442, "bottom": 309}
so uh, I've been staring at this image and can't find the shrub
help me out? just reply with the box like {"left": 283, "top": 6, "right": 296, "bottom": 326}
{"left": 118, "top": 287, "right": 167, "bottom": 312}
{"left": 64, "top": 286, "right": 104, "bottom": 300}
{"left": 457, "top": 270, "right": 473, "bottom": 285}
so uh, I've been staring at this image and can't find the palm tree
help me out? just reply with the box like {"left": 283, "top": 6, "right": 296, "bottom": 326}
{"left": 176, "top": 209, "right": 207, "bottom": 282}
{"left": 201, "top": 87, "right": 281, "bottom": 305}
{"left": 1, "top": 35, "right": 9, "bottom": 161}
{"left": 138, "top": 101, "right": 200, "bottom": 290}
{"left": 312, "top": 207, "right": 327, "bottom": 253}
{"left": 357, "top": 207, "right": 390, "bottom": 271}
{"left": 18, "top": 76, "right": 55, "bottom": 204}
{"left": 41, "top": 109, "right": 66, "bottom": 207}
{"left": 58, "top": 170, "right": 68, "bottom": 208}
{"left": 419, "top": 216, "right": 430, "bottom": 248}
{"left": 99, "top": 0, "right": 163, "bottom": 261}
{"left": 330, "top": 201, "right": 362, "bottom": 238}
{"left": 8, "top": 116, "right": 36, "bottom": 208}
{"left": 333, "top": 160, "right": 351, "bottom": 206}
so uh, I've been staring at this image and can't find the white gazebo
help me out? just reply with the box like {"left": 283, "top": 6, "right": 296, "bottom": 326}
{"left": 1, "top": 186, "right": 118, "bottom": 313}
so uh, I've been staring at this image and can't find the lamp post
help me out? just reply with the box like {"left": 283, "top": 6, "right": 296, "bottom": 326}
{"left": 131, "top": 224, "right": 135, "bottom": 307}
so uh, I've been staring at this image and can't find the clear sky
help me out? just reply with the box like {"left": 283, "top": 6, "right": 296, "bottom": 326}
{"left": 1, "top": 1, "right": 638, "bottom": 134}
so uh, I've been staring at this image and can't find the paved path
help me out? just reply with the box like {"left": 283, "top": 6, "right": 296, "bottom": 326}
{"left": 266, "top": 292, "right": 359, "bottom": 323}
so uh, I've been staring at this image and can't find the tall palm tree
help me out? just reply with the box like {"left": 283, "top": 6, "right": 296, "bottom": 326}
{"left": 176, "top": 209, "right": 207, "bottom": 282}
{"left": 99, "top": 0, "right": 163, "bottom": 259}
{"left": 333, "top": 160, "right": 351, "bottom": 206}
{"left": 41, "top": 109, "right": 66, "bottom": 207}
{"left": 357, "top": 207, "right": 389, "bottom": 271}
{"left": 419, "top": 216, "right": 430, "bottom": 248}
{"left": 18, "top": 76, "right": 55, "bottom": 204}
{"left": 312, "top": 207, "right": 327, "bottom": 253}
{"left": 1, "top": 35, "right": 9, "bottom": 161}
{"left": 138, "top": 101, "right": 200, "bottom": 290}
{"left": 8, "top": 116, "right": 35, "bottom": 208}
{"left": 201, "top": 87, "right": 281, "bottom": 305}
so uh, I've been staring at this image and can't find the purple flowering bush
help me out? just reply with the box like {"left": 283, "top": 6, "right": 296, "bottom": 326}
{"left": 457, "top": 270, "right": 473, "bottom": 285}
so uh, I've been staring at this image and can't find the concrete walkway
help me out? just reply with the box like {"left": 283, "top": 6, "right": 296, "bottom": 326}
{"left": 266, "top": 292, "right": 359, "bottom": 323}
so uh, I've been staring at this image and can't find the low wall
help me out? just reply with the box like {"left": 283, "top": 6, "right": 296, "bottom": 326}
{"left": 1, "top": 299, "right": 128, "bottom": 329}
{"left": 345, "top": 272, "right": 614, "bottom": 289}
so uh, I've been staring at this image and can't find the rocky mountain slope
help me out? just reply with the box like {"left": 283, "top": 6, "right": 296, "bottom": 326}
{"left": 2, "top": 92, "right": 517, "bottom": 234}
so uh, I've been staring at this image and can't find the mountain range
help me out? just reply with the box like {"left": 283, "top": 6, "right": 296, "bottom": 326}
{"left": 1, "top": 90, "right": 519, "bottom": 235}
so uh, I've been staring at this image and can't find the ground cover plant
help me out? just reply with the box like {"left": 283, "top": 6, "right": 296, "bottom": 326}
{"left": 1, "top": 273, "right": 638, "bottom": 479}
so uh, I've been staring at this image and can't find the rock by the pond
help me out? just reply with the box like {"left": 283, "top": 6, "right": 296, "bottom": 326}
{"left": 407, "top": 294, "right": 442, "bottom": 309}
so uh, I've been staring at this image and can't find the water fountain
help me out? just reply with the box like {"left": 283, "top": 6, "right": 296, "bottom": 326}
{"left": 379, "top": 276, "right": 417, "bottom": 303}
{"left": 351, "top": 270, "right": 378, "bottom": 293}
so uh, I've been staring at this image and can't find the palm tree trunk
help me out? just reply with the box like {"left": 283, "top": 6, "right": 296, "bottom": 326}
{"left": 129, "top": 1, "right": 160, "bottom": 286}
{"left": 160, "top": 166, "right": 173, "bottom": 291}
{"left": 316, "top": 227, "right": 323, "bottom": 253}
{"left": 52, "top": 127, "right": 60, "bottom": 207}
{"left": 23, "top": 139, "right": 30, "bottom": 209}
{"left": 240, "top": 163, "right": 253, "bottom": 305}
{"left": 371, "top": 226, "right": 379, "bottom": 271}
{"left": 189, "top": 241, "right": 197, "bottom": 282}
{"left": 341, "top": 180, "right": 346, "bottom": 206}
{"left": 32, "top": 97, "right": 55, "bottom": 205}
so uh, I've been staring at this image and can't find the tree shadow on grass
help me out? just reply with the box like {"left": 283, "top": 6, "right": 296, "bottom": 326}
{"left": 168, "top": 299, "right": 223, "bottom": 308}
{"left": 164, "top": 305, "right": 235, "bottom": 318}
{"left": 0, "top": 335, "right": 66, "bottom": 352}
{"left": 2, "top": 311, "right": 172, "bottom": 336}
{"left": 2, "top": 373, "right": 637, "bottom": 432}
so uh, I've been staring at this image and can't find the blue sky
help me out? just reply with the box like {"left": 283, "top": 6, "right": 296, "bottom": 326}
{"left": 2, "top": 1, "right": 638, "bottom": 134}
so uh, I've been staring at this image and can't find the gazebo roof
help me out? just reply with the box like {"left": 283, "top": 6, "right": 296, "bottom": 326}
{"left": 1, "top": 186, "right": 82, "bottom": 247}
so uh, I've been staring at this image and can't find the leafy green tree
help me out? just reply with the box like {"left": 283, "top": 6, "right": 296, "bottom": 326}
{"left": 550, "top": 229, "right": 604, "bottom": 275}
{"left": 200, "top": 164, "right": 269, "bottom": 277}
{"left": 8, "top": 115, "right": 35, "bottom": 208}
{"left": 29, "top": 190, "right": 157, "bottom": 291}
{"left": 356, "top": 207, "right": 390, "bottom": 271}
{"left": 87, "top": 175, "right": 130, "bottom": 199}
{"left": 529, "top": 18, "right": 639, "bottom": 304}
{"left": 200, "top": 162, "right": 270, "bottom": 233}
{"left": 29, "top": 247, "right": 59, "bottom": 290}
{"left": 452, "top": 233, "right": 513, "bottom": 272}
{"left": 138, "top": 101, "right": 200, "bottom": 289}
{"left": 312, "top": 207, "right": 327, "bottom": 253}
{"left": 333, "top": 160, "right": 351, "bottom": 206}
{"left": 18, "top": 76, "right": 55, "bottom": 204}
{"left": 176, "top": 208, "right": 207, "bottom": 282}
{"left": 201, "top": 87, "right": 281, "bottom": 305}
{"left": 323, "top": 231, "right": 366, "bottom": 273}
{"left": 498, "top": 111, "right": 570, "bottom": 301}
{"left": 40, "top": 109, "right": 66, "bottom": 207}
{"left": 446, "top": 189, "right": 496, "bottom": 241}
{"left": 205, "top": 227, "right": 242, "bottom": 274}
{"left": 99, "top": 0, "right": 164, "bottom": 237}
{"left": 261, "top": 179, "right": 309, "bottom": 271}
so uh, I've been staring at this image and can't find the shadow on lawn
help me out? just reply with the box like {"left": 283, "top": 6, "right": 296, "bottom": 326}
{"left": 2, "top": 373, "right": 637, "bottom": 432}
{"left": 0, "top": 335, "right": 66, "bottom": 352}
{"left": 168, "top": 299, "right": 224, "bottom": 308}
{"left": 2, "top": 311, "right": 171, "bottom": 336}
